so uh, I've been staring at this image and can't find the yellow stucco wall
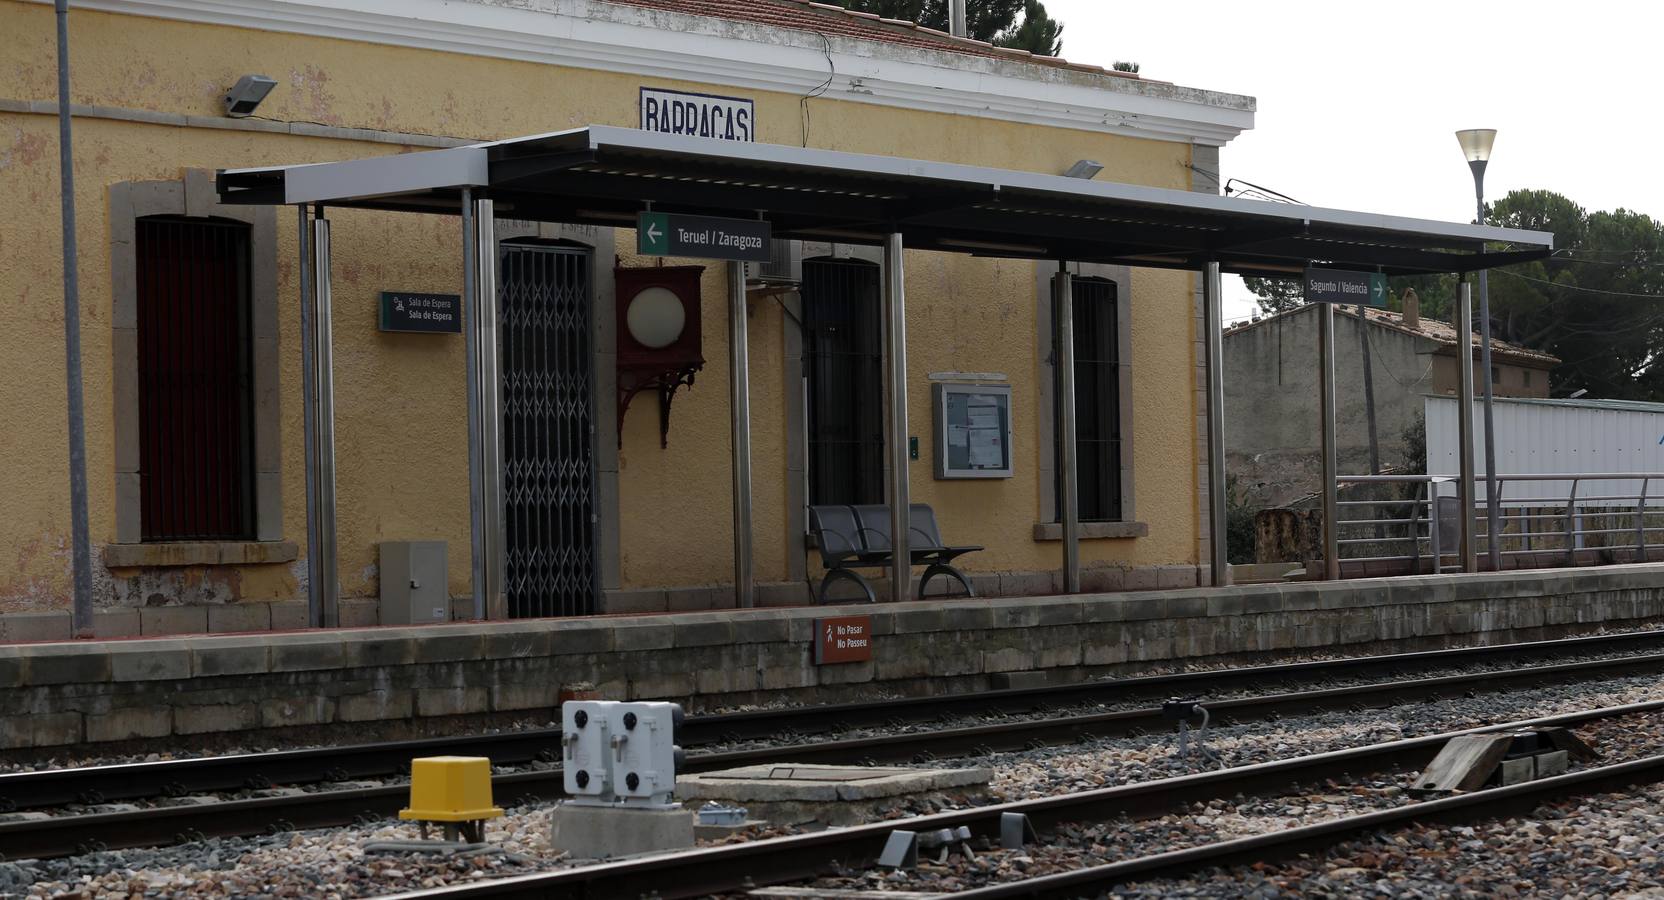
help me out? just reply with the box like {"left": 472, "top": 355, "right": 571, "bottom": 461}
{"left": 0, "top": 1, "right": 1201, "bottom": 609}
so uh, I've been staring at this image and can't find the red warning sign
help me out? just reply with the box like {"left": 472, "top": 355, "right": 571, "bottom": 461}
{"left": 814, "top": 615, "right": 873, "bottom": 665}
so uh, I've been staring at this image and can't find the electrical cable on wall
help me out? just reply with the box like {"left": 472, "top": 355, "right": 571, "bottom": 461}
{"left": 799, "top": 30, "right": 834, "bottom": 147}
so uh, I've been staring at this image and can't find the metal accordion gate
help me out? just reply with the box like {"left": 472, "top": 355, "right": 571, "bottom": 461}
{"left": 498, "top": 242, "right": 598, "bottom": 618}
{"left": 801, "top": 257, "right": 886, "bottom": 506}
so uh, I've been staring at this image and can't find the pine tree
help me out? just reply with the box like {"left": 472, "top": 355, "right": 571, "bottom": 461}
{"left": 828, "top": 0, "right": 1064, "bottom": 56}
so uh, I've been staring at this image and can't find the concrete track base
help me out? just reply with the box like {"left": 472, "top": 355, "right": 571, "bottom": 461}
{"left": 549, "top": 802, "right": 694, "bottom": 859}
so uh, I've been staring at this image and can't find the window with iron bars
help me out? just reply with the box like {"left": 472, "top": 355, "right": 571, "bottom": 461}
{"left": 136, "top": 216, "right": 256, "bottom": 541}
{"left": 802, "top": 258, "right": 885, "bottom": 506}
{"left": 1055, "top": 277, "right": 1123, "bottom": 522}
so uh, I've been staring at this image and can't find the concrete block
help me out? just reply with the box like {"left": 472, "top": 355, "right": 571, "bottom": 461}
{"left": 269, "top": 601, "right": 309, "bottom": 631}
{"left": 674, "top": 615, "right": 736, "bottom": 648}
{"left": 549, "top": 802, "right": 693, "bottom": 859}
{"left": 666, "top": 586, "right": 730, "bottom": 611}
{"left": 1118, "top": 595, "right": 1167, "bottom": 622}
{"left": 339, "top": 599, "right": 379, "bottom": 627}
{"left": 483, "top": 628, "right": 548, "bottom": 661}
{"left": 755, "top": 581, "right": 812, "bottom": 607}
{"left": 1241, "top": 590, "right": 1286, "bottom": 615}
{"left": 270, "top": 636, "right": 347, "bottom": 672}
{"left": 1079, "top": 566, "right": 1124, "bottom": 594}
{"left": 939, "top": 601, "right": 996, "bottom": 631}
{"left": 207, "top": 603, "right": 270, "bottom": 634}
{"left": 991, "top": 670, "right": 1050, "bottom": 690}
{"left": 92, "top": 609, "right": 141, "bottom": 639}
{"left": 1496, "top": 756, "right": 1534, "bottom": 786}
{"left": 415, "top": 687, "right": 489, "bottom": 717}
{"left": 1156, "top": 565, "right": 1198, "bottom": 590}
{"left": 338, "top": 689, "right": 414, "bottom": 722}
{"left": 1167, "top": 596, "right": 1207, "bottom": 618}
{"left": 109, "top": 641, "right": 191, "bottom": 681}
{"left": 0, "top": 649, "right": 24, "bottom": 688}
{"left": 1206, "top": 592, "right": 1246, "bottom": 617}
{"left": 731, "top": 610, "right": 790, "bottom": 644}
{"left": 1, "top": 612, "right": 72, "bottom": 643}
{"left": 982, "top": 646, "right": 1032, "bottom": 673}
{"left": 1535, "top": 749, "right": 1569, "bottom": 778}
{"left": 604, "top": 589, "right": 667, "bottom": 614}
{"left": 175, "top": 703, "right": 258, "bottom": 735}
{"left": 25, "top": 644, "right": 112, "bottom": 684}
{"left": 491, "top": 682, "right": 558, "bottom": 712}
{"left": 139, "top": 606, "right": 208, "bottom": 636}
{"left": 85, "top": 707, "right": 171, "bottom": 743}
{"left": 814, "top": 658, "right": 875, "bottom": 685}
{"left": 260, "top": 696, "right": 336, "bottom": 728}
{"left": 548, "top": 623, "right": 610, "bottom": 656}
{"left": 413, "top": 631, "right": 486, "bottom": 664}
{"left": 612, "top": 621, "right": 675, "bottom": 652}
{"left": 1121, "top": 567, "right": 1160, "bottom": 591}
{"left": 625, "top": 669, "right": 696, "bottom": 699}
{"left": 192, "top": 638, "right": 271, "bottom": 677}
{"left": 343, "top": 635, "right": 417, "bottom": 668}
{"left": 1000, "top": 570, "right": 1057, "bottom": 598}
{"left": 1027, "top": 598, "right": 1084, "bottom": 628}
{"left": 13, "top": 712, "right": 84, "bottom": 748}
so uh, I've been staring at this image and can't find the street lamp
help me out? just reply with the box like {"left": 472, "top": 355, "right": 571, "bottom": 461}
{"left": 1456, "top": 128, "right": 1500, "bottom": 572}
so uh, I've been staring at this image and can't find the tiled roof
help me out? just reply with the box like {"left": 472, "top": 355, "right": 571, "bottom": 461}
{"left": 604, "top": 0, "right": 1142, "bottom": 79}
{"left": 1226, "top": 305, "right": 1561, "bottom": 367}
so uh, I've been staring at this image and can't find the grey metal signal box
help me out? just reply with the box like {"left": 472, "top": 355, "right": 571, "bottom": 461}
{"left": 379, "top": 541, "right": 449, "bottom": 624}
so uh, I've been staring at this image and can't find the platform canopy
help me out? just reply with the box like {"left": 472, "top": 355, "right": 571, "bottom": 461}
{"left": 218, "top": 125, "right": 1552, "bottom": 277}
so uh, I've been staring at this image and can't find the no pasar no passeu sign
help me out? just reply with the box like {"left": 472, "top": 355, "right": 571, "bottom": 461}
{"left": 815, "top": 615, "right": 873, "bottom": 665}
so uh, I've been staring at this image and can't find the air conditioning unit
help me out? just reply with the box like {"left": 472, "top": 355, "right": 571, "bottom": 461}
{"left": 745, "top": 239, "right": 799, "bottom": 286}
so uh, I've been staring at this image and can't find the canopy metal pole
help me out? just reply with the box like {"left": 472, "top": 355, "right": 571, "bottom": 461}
{"left": 462, "top": 190, "right": 483, "bottom": 620}
{"left": 728, "top": 262, "right": 755, "bottom": 608}
{"left": 1318, "top": 300, "right": 1340, "bottom": 580}
{"left": 309, "top": 210, "right": 340, "bottom": 627}
{"left": 1478, "top": 265, "right": 1500, "bottom": 571}
{"left": 462, "top": 192, "right": 506, "bottom": 620}
{"left": 1204, "top": 262, "right": 1229, "bottom": 586}
{"left": 475, "top": 197, "right": 505, "bottom": 620}
{"left": 884, "top": 232, "right": 911, "bottom": 603}
{"left": 1055, "top": 264, "right": 1080, "bottom": 593}
{"left": 1457, "top": 280, "right": 1478, "bottom": 572}
{"left": 297, "top": 205, "right": 321, "bottom": 627}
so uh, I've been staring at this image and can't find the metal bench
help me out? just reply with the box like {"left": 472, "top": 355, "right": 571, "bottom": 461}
{"left": 807, "top": 503, "right": 982, "bottom": 603}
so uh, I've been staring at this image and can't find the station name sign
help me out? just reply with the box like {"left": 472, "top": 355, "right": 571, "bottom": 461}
{"left": 814, "top": 615, "right": 873, "bottom": 665}
{"left": 640, "top": 87, "right": 754, "bottom": 142}
{"left": 379, "top": 291, "right": 460, "bottom": 333}
{"left": 638, "top": 212, "right": 772, "bottom": 263}
{"left": 1304, "top": 267, "right": 1388, "bottom": 307}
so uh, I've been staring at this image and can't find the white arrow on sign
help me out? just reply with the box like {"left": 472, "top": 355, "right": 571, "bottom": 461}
{"left": 646, "top": 221, "right": 663, "bottom": 245}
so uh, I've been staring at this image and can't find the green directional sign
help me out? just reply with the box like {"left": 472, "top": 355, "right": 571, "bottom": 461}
{"left": 637, "top": 212, "right": 772, "bottom": 263}
{"left": 1304, "top": 267, "right": 1388, "bottom": 308}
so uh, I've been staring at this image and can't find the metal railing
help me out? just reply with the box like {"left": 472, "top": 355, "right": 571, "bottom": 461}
{"left": 1334, "top": 473, "right": 1664, "bottom": 574}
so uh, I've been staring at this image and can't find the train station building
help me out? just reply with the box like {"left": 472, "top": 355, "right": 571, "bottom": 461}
{"left": 2, "top": 0, "right": 1267, "bottom": 636}
{"left": 2, "top": 0, "right": 1553, "bottom": 643}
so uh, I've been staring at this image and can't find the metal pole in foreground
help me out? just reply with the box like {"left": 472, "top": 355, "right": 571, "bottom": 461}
{"left": 1477, "top": 269, "right": 1500, "bottom": 570}
{"left": 1456, "top": 280, "right": 1479, "bottom": 573}
{"left": 883, "top": 232, "right": 911, "bottom": 603}
{"left": 1318, "top": 301, "right": 1340, "bottom": 581}
{"left": 461, "top": 192, "right": 483, "bottom": 620}
{"left": 1204, "top": 262, "right": 1230, "bottom": 586}
{"left": 53, "top": 0, "right": 94, "bottom": 638}
{"left": 1055, "top": 264, "right": 1080, "bottom": 593}
{"left": 728, "top": 262, "right": 754, "bottom": 608}
{"left": 474, "top": 198, "right": 505, "bottom": 620}
{"left": 310, "top": 212, "right": 340, "bottom": 627}
{"left": 297, "top": 205, "right": 322, "bottom": 627}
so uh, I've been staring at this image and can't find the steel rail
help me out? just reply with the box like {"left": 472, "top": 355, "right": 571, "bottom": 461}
{"left": 10, "top": 647, "right": 1664, "bottom": 862}
{"left": 954, "top": 750, "right": 1664, "bottom": 898}
{"left": 5, "top": 628, "right": 1664, "bottom": 815}
{"left": 379, "top": 699, "right": 1664, "bottom": 899}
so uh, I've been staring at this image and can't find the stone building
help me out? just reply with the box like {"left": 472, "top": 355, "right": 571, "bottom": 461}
{"left": 1224, "top": 296, "right": 1559, "bottom": 510}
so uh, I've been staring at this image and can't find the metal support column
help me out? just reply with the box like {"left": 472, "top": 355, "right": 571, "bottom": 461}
{"left": 1456, "top": 280, "right": 1479, "bottom": 572}
{"left": 463, "top": 192, "right": 507, "bottom": 620}
{"left": 306, "top": 209, "right": 340, "bottom": 627}
{"left": 884, "top": 233, "right": 911, "bottom": 603}
{"left": 1055, "top": 264, "right": 1080, "bottom": 593}
{"left": 728, "top": 262, "right": 755, "bottom": 608}
{"left": 1204, "top": 262, "right": 1230, "bottom": 586}
{"left": 1478, "top": 266, "right": 1500, "bottom": 571}
{"left": 1318, "top": 301, "right": 1340, "bottom": 580}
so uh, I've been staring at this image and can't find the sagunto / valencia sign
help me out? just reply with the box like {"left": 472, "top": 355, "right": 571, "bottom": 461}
{"left": 1305, "top": 267, "right": 1388, "bottom": 307}
{"left": 638, "top": 212, "right": 772, "bottom": 263}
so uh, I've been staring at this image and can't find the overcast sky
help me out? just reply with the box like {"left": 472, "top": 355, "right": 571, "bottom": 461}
{"left": 1046, "top": 0, "right": 1661, "bottom": 324}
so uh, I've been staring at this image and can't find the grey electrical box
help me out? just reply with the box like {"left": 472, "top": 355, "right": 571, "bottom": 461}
{"left": 379, "top": 541, "right": 449, "bottom": 625}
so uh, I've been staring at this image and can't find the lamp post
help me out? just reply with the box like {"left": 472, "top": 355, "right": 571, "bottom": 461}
{"left": 1456, "top": 128, "right": 1501, "bottom": 572}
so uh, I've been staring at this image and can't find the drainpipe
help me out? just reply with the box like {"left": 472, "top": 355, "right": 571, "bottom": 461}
{"left": 55, "top": 0, "right": 95, "bottom": 638}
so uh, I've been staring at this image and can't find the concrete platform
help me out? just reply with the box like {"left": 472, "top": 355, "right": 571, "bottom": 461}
{"left": 549, "top": 802, "right": 693, "bottom": 859}
{"left": 1, "top": 564, "right": 1663, "bottom": 752}
{"left": 678, "top": 764, "right": 992, "bottom": 826}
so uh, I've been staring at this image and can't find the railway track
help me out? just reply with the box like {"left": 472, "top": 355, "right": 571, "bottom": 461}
{"left": 7, "top": 630, "right": 1664, "bottom": 860}
{"left": 377, "top": 699, "right": 1664, "bottom": 899}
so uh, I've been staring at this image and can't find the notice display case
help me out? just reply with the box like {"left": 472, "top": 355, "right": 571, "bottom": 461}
{"left": 932, "top": 381, "right": 1013, "bottom": 479}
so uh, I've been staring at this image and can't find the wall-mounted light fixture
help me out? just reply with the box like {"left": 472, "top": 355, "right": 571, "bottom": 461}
{"left": 224, "top": 74, "right": 276, "bottom": 118}
{"left": 616, "top": 264, "right": 706, "bottom": 447}
{"left": 1063, "top": 159, "right": 1104, "bottom": 180}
